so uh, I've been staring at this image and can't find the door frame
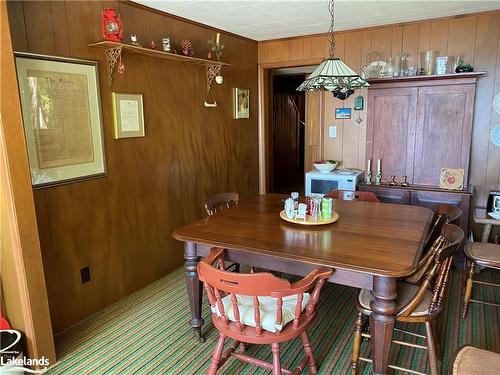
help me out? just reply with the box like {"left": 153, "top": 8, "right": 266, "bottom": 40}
{"left": 258, "top": 59, "right": 323, "bottom": 194}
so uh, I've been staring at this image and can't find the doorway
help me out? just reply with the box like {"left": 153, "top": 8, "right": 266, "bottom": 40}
{"left": 269, "top": 73, "right": 306, "bottom": 193}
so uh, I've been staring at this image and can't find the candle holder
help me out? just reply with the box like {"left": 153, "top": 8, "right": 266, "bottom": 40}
{"left": 375, "top": 172, "right": 382, "bottom": 185}
{"left": 365, "top": 170, "right": 372, "bottom": 184}
{"left": 400, "top": 176, "right": 409, "bottom": 187}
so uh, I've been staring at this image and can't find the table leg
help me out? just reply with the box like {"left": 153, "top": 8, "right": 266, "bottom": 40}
{"left": 481, "top": 224, "right": 492, "bottom": 242}
{"left": 369, "top": 276, "right": 397, "bottom": 375}
{"left": 184, "top": 242, "right": 205, "bottom": 342}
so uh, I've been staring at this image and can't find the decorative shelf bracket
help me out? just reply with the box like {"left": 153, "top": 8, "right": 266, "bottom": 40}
{"left": 204, "top": 64, "right": 222, "bottom": 108}
{"left": 104, "top": 46, "right": 123, "bottom": 86}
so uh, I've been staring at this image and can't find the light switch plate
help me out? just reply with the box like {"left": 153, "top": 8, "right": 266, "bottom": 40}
{"left": 329, "top": 126, "right": 337, "bottom": 138}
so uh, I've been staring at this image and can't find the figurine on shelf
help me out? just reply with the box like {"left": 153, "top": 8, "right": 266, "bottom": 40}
{"left": 130, "top": 34, "right": 141, "bottom": 47}
{"left": 207, "top": 32, "right": 224, "bottom": 61}
{"left": 162, "top": 37, "right": 171, "bottom": 52}
{"left": 180, "top": 40, "right": 194, "bottom": 57}
{"left": 389, "top": 175, "right": 397, "bottom": 186}
{"left": 149, "top": 40, "right": 157, "bottom": 50}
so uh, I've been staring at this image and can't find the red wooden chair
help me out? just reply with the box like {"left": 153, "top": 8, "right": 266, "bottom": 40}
{"left": 325, "top": 190, "right": 380, "bottom": 203}
{"left": 197, "top": 248, "right": 333, "bottom": 375}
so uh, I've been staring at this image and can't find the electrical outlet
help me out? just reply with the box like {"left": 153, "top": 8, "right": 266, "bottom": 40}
{"left": 80, "top": 266, "right": 91, "bottom": 284}
{"left": 329, "top": 126, "right": 337, "bottom": 138}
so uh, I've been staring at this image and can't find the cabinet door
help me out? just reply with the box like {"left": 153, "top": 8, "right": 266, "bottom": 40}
{"left": 358, "top": 186, "right": 410, "bottom": 205}
{"left": 366, "top": 88, "right": 418, "bottom": 183}
{"left": 413, "top": 85, "right": 475, "bottom": 186}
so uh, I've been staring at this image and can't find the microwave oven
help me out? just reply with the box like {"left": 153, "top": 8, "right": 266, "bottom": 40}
{"left": 305, "top": 169, "right": 363, "bottom": 196}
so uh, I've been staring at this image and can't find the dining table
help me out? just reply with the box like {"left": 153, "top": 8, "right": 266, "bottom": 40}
{"left": 173, "top": 193, "right": 434, "bottom": 375}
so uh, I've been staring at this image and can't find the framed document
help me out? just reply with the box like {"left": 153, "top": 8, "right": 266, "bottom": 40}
{"left": 112, "top": 93, "right": 145, "bottom": 139}
{"left": 233, "top": 88, "right": 249, "bottom": 119}
{"left": 15, "top": 53, "right": 106, "bottom": 188}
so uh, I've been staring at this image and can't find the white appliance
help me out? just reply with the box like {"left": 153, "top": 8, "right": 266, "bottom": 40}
{"left": 305, "top": 169, "right": 363, "bottom": 196}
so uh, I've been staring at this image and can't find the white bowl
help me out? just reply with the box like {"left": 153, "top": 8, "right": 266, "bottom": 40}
{"left": 313, "top": 162, "right": 337, "bottom": 173}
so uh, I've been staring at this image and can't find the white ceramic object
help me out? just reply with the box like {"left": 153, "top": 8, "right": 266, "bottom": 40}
{"left": 313, "top": 162, "right": 337, "bottom": 173}
{"left": 284, "top": 198, "right": 295, "bottom": 219}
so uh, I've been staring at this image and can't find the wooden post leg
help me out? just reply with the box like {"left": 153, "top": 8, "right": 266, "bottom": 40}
{"left": 425, "top": 321, "right": 439, "bottom": 375}
{"left": 481, "top": 224, "right": 492, "bottom": 242}
{"left": 271, "top": 342, "right": 281, "bottom": 375}
{"left": 462, "top": 260, "right": 474, "bottom": 319}
{"left": 369, "top": 276, "right": 397, "bottom": 375}
{"left": 184, "top": 242, "right": 205, "bottom": 342}
{"left": 351, "top": 312, "right": 365, "bottom": 375}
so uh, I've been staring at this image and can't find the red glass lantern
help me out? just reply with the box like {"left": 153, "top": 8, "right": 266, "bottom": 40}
{"left": 101, "top": 8, "right": 123, "bottom": 43}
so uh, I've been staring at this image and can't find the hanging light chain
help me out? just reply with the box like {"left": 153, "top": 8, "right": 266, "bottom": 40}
{"left": 328, "top": 0, "right": 336, "bottom": 58}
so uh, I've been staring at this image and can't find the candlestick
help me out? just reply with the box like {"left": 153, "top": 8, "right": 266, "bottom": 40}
{"left": 216, "top": 32, "right": 220, "bottom": 45}
{"left": 365, "top": 170, "right": 372, "bottom": 185}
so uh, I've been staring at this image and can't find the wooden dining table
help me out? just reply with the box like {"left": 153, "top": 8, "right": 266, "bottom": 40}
{"left": 173, "top": 193, "right": 434, "bottom": 375}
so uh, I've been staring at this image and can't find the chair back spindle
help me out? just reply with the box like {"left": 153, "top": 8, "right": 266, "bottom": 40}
{"left": 204, "top": 192, "right": 239, "bottom": 216}
{"left": 397, "top": 224, "right": 464, "bottom": 317}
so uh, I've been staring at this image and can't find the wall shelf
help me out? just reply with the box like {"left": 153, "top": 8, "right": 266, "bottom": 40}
{"left": 88, "top": 41, "right": 231, "bottom": 87}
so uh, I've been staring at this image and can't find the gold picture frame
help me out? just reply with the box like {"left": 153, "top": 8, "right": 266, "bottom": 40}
{"left": 15, "top": 52, "right": 106, "bottom": 188}
{"left": 112, "top": 92, "right": 145, "bottom": 139}
{"left": 233, "top": 88, "right": 250, "bottom": 119}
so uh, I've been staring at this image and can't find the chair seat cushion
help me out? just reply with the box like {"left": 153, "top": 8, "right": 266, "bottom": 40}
{"left": 452, "top": 346, "right": 500, "bottom": 374}
{"left": 465, "top": 242, "right": 500, "bottom": 265}
{"left": 213, "top": 293, "right": 310, "bottom": 333}
{"left": 358, "top": 282, "right": 432, "bottom": 317}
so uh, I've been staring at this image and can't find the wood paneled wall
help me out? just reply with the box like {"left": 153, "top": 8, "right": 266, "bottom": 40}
{"left": 259, "top": 12, "right": 500, "bottom": 207}
{"left": 8, "top": 0, "right": 258, "bottom": 333}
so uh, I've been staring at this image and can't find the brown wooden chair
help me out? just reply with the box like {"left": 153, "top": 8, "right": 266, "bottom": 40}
{"left": 325, "top": 190, "right": 380, "bottom": 203}
{"left": 204, "top": 192, "right": 239, "bottom": 217}
{"left": 436, "top": 204, "right": 462, "bottom": 224}
{"left": 461, "top": 242, "right": 500, "bottom": 318}
{"left": 451, "top": 345, "right": 500, "bottom": 374}
{"left": 198, "top": 248, "right": 333, "bottom": 375}
{"left": 351, "top": 224, "right": 464, "bottom": 375}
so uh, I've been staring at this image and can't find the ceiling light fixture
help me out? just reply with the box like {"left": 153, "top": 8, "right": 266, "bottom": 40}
{"left": 296, "top": 0, "right": 369, "bottom": 100}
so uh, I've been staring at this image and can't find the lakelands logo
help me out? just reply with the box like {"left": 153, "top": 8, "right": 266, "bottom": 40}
{"left": 0, "top": 330, "right": 49, "bottom": 373}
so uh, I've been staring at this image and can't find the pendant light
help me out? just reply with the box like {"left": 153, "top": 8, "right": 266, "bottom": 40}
{"left": 297, "top": 0, "right": 369, "bottom": 100}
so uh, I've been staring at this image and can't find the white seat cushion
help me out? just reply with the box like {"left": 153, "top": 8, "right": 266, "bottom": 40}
{"left": 358, "top": 282, "right": 432, "bottom": 317}
{"left": 213, "top": 293, "right": 310, "bottom": 333}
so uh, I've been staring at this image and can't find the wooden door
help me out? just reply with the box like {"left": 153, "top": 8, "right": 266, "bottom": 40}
{"left": 366, "top": 87, "right": 418, "bottom": 183}
{"left": 413, "top": 84, "right": 475, "bottom": 186}
{"left": 271, "top": 75, "right": 305, "bottom": 192}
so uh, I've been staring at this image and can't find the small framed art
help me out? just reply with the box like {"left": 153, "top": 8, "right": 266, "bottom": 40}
{"left": 233, "top": 88, "right": 250, "bottom": 119}
{"left": 335, "top": 108, "right": 352, "bottom": 119}
{"left": 112, "top": 92, "right": 145, "bottom": 139}
{"left": 439, "top": 168, "right": 464, "bottom": 190}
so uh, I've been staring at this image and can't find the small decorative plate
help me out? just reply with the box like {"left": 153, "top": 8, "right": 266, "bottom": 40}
{"left": 491, "top": 125, "right": 500, "bottom": 147}
{"left": 279, "top": 210, "right": 339, "bottom": 226}
{"left": 494, "top": 93, "right": 500, "bottom": 114}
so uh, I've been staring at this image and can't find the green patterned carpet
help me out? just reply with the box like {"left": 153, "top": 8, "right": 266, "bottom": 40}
{"left": 48, "top": 267, "right": 499, "bottom": 374}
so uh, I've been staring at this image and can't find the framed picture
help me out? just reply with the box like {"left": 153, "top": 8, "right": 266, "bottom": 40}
{"left": 335, "top": 108, "right": 352, "bottom": 119}
{"left": 15, "top": 53, "right": 106, "bottom": 188}
{"left": 439, "top": 168, "right": 464, "bottom": 190}
{"left": 233, "top": 88, "right": 250, "bottom": 119}
{"left": 112, "top": 92, "right": 145, "bottom": 139}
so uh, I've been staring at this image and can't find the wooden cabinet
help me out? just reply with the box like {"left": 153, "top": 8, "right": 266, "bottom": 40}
{"left": 365, "top": 73, "right": 483, "bottom": 187}
{"left": 366, "top": 88, "right": 417, "bottom": 182}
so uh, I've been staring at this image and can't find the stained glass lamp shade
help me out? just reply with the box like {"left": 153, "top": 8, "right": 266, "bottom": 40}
{"left": 297, "top": 57, "right": 369, "bottom": 100}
